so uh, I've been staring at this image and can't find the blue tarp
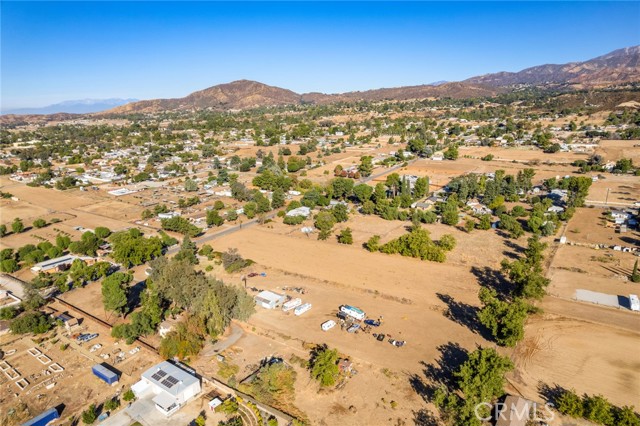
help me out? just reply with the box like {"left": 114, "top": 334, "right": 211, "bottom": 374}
{"left": 22, "top": 408, "right": 59, "bottom": 426}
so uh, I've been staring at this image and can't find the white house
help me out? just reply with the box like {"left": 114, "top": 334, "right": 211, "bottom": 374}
{"left": 286, "top": 206, "right": 311, "bottom": 218}
{"left": 133, "top": 361, "right": 201, "bottom": 416}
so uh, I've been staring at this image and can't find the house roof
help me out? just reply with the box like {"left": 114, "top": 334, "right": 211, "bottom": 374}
{"left": 141, "top": 361, "right": 199, "bottom": 396}
{"left": 255, "top": 290, "right": 285, "bottom": 305}
{"left": 495, "top": 396, "right": 530, "bottom": 426}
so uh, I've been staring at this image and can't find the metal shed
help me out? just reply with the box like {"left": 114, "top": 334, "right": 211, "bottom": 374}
{"left": 92, "top": 363, "right": 120, "bottom": 385}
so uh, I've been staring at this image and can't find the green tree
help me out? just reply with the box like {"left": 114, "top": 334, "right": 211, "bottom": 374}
{"left": 82, "top": 404, "right": 98, "bottom": 425}
{"left": 631, "top": 260, "right": 640, "bottom": 283}
{"left": 556, "top": 389, "right": 584, "bottom": 418}
{"left": 413, "top": 176, "right": 429, "bottom": 199}
{"left": 174, "top": 236, "right": 199, "bottom": 265}
{"left": 478, "top": 288, "right": 529, "bottom": 347}
{"left": 615, "top": 406, "right": 640, "bottom": 426}
{"left": 477, "top": 214, "right": 492, "bottom": 230}
{"left": 309, "top": 346, "right": 340, "bottom": 387}
{"left": 353, "top": 184, "right": 373, "bottom": 204}
{"left": 101, "top": 272, "right": 131, "bottom": 317}
{"left": 444, "top": 144, "right": 459, "bottom": 160}
{"left": 358, "top": 156, "right": 374, "bottom": 177}
{"left": 314, "top": 211, "right": 336, "bottom": 240}
{"left": 438, "top": 234, "right": 456, "bottom": 251}
{"left": 207, "top": 209, "right": 224, "bottom": 227}
{"left": 184, "top": 178, "right": 198, "bottom": 192}
{"left": 271, "top": 188, "right": 285, "bottom": 209}
{"left": 0, "top": 224, "right": 6, "bottom": 238}
{"left": 332, "top": 204, "right": 349, "bottom": 222}
{"left": 104, "top": 397, "right": 120, "bottom": 411}
{"left": 0, "top": 259, "right": 19, "bottom": 273}
{"left": 454, "top": 347, "right": 513, "bottom": 403}
{"left": 244, "top": 202, "right": 257, "bottom": 219}
{"left": 365, "top": 235, "right": 380, "bottom": 252}
{"left": 337, "top": 228, "right": 353, "bottom": 245}
{"left": 123, "top": 389, "right": 136, "bottom": 402}
{"left": 32, "top": 218, "right": 47, "bottom": 229}
{"left": 94, "top": 226, "right": 111, "bottom": 239}
{"left": 584, "top": 395, "right": 614, "bottom": 425}
{"left": 440, "top": 195, "right": 459, "bottom": 226}
{"left": 11, "top": 217, "right": 24, "bottom": 234}
{"left": 9, "top": 312, "right": 52, "bottom": 334}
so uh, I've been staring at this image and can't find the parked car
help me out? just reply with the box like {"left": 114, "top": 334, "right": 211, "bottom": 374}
{"left": 373, "top": 333, "right": 385, "bottom": 342}
{"left": 347, "top": 324, "right": 360, "bottom": 333}
{"left": 364, "top": 319, "right": 381, "bottom": 327}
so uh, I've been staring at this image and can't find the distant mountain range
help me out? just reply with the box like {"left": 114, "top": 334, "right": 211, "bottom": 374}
{"left": 4, "top": 46, "right": 639, "bottom": 117}
{"left": 107, "top": 46, "right": 639, "bottom": 114}
{"left": 464, "top": 46, "right": 639, "bottom": 88}
{"left": 1, "top": 98, "right": 138, "bottom": 115}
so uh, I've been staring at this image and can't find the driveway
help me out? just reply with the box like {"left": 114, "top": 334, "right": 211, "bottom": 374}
{"left": 100, "top": 393, "right": 195, "bottom": 426}
{"left": 202, "top": 322, "right": 244, "bottom": 356}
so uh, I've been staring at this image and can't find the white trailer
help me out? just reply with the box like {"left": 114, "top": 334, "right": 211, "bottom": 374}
{"left": 321, "top": 320, "right": 336, "bottom": 331}
{"left": 630, "top": 294, "right": 640, "bottom": 312}
{"left": 340, "top": 305, "right": 366, "bottom": 321}
{"left": 294, "top": 303, "right": 312, "bottom": 316}
{"left": 282, "top": 298, "right": 302, "bottom": 312}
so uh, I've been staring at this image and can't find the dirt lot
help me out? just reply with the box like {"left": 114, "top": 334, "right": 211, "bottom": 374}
{"left": 0, "top": 320, "right": 156, "bottom": 425}
{"left": 512, "top": 314, "right": 640, "bottom": 409}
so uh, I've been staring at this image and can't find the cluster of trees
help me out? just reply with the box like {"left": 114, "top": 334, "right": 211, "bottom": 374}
{"left": 477, "top": 236, "right": 549, "bottom": 347}
{"left": 555, "top": 389, "right": 639, "bottom": 426}
{"left": 447, "top": 169, "right": 536, "bottom": 206}
{"left": 145, "top": 256, "right": 254, "bottom": 359}
{"left": 367, "top": 227, "right": 455, "bottom": 263}
{"left": 309, "top": 345, "right": 340, "bottom": 387}
{"left": 9, "top": 311, "right": 53, "bottom": 334}
{"left": 110, "top": 229, "right": 165, "bottom": 268}
{"left": 0, "top": 239, "right": 63, "bottom": 273}
{"left": 241, "top": 362, "right": 297, "bottom": 413}
{"left": 160, "top": 216, "right": 201, "bottom": 237}
{"left": 433, "top": 348, "right": 514, "bottom": 426}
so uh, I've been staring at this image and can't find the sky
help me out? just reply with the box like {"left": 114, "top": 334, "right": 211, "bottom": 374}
{"left": 1, "top": 1, "right": 639, "bottom": 109}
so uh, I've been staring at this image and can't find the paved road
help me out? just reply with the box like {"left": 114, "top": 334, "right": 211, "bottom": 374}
{"left": 360, "top": 159, "right": 418, "bottom": 184}
{"left": 166, "top": 211, "right": 280, "bottom": 255}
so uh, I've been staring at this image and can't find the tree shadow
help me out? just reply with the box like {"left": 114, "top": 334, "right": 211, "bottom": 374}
{"left": 503, "top": 239, "right": 525, "bottom": 254}
{"left": 538, "top": 382, "right": 569, "bottom": 407}
{"left": 126, "top": 280, "right": 147, "bottom": 312}
{"left": 471, "top": 266, "right": 512, "bottom": 299}
{"left": 413, "top": 409, "right": 440, "bottom": 426}
{"left": 437, "top": 293, "right": 493, "bottom": 341}
{"left": 620, "top": 235, "right": 640, "bottom": 246}
{"left": 423, "top": 341, "right": 469, "bottom": 390}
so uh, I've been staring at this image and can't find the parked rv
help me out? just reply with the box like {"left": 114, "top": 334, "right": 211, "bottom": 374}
{"left": 294, "top": 303, "right": 312, "bottom": 316}
{"left": 630, "top": 294, "right": 640, "bottom": 312}
{"left": 282, "top": 298, "right": 302, "bottom": 312}
{"left": 340, "top": 305, "right": 366, "bottom": 321}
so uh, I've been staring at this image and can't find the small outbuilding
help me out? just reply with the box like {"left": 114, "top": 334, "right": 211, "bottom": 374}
{"left": 495, "top": 395, "right": 531, "bottom": 426}
{"left": 92, "top": 363, "right": 120, "bottom": 385}
{"left": 255, "top": 290, "right": 286, "bottom": 309}
{"left": 22, "top": 407, "right": 60, "bottom": 426}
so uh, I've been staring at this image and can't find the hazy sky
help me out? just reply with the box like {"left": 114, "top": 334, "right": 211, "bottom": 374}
{"left": 2, "top": 1, "right": 639, "bottom": 109}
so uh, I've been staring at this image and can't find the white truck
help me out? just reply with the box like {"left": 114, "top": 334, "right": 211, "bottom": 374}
{"left": 294, "top": 303, "right": 312, "bottom": 316}
{"left": 340, "top": 305, "right": 366, "bottom": 321}
{"left": 630, "top": 294, "right": 640, "bottom": 312}
{"left": 282, "top": 298, "right": 302, "bottom": 312}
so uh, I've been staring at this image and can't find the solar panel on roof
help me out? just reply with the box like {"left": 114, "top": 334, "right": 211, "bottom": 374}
{"left": 151, "top": 370, "right": 167, "bottom": 381}
{"left": 161, "top": 376, "right": 179, "bottom": 388}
